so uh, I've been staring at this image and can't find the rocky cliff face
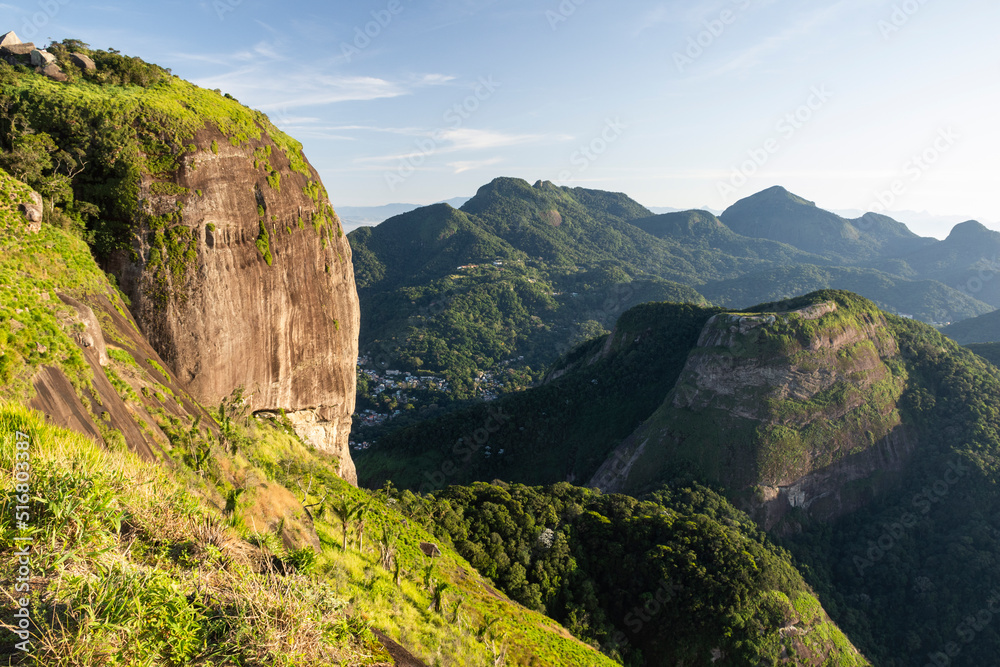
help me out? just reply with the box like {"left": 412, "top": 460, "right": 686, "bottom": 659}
{"left": 590, "top": 296, "right": 913, "bottom": 528}
{"left": 111, "top": 127, "right": 359, "bottom": 484}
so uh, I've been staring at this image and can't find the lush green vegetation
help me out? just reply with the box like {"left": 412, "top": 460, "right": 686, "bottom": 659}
{"left": 780, "top": 317, "right": 1000, "bottom": 666}
{"left": 350, "top": 179, "right": 992, "bottom": 419}
{"left": 0, "top": 41, "right": 315, "bottom": 285}
{"left": 0, "top": 402, "right": 621, "bottom": 666}
{"left": 349, "top": 191, "right": 706, "bottom": 399}
{"left": 0, "top": 164, "right": 616, "bottom": 666}
{"left": 0, "top": 167, "right": 121, "bottom": 403}
{"left": 966, "top": 341, "right": 1000, "bottom": 367}
{"left": 406, "top": 480, "right": 869, "bottom": 666}
{"left": 942, "top": 307, "right": 1000, "bottom": 343}
{"left": 365, "top": 286, "right": 1000, "bottom": 665}
{"left": 701, "top": 263, "right": 993, "bottom": 323}
{"left": 356, "top": 302, "right": 722, "bottom": 490}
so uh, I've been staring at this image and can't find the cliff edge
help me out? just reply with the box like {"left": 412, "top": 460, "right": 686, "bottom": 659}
{"left": 0, "top": 47, "right": 359, "bottom": 483}
{"left": 590, "top": 292, "right": 913, "bottom": 528}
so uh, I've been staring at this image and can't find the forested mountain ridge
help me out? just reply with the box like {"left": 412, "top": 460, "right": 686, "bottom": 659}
{"left": 718, "top": 185, "right": 932, "bottom": 261}
{"left": 349, "top": 179, "right": 709, "bottom": 398}
{"left": 349, "top": 179, "right": 993, "bottom": 412}
{"left": 361, "top": 288, "right": 1000, "bottom": 665}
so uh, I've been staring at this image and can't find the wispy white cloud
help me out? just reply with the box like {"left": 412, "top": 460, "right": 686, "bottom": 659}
{"left": 447, "top": 157, "right": 503, "bottom": 173}
{"left": 354, "top": 127, "right": 568, "bottom": 166}
{"left": 694, "top": 0, "right": 859, "bottom": 80}
{"left": 179, "top": 37, "right": 453, "bottom": 111}
{"left": 437, "top": 128, "right": 548, "bottom": 151}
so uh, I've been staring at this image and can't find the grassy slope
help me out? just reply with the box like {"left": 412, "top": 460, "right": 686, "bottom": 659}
{"left": 0, "top": 403, "right": 617, "bottom": 666}
{"left": 0, "top": 170, "right": 616, "bottom": 665}
{"left": 0, "top": 168, "right": 143, "bottom": 459}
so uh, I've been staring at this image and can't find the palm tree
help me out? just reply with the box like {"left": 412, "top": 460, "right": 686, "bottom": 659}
{"left": 378, "top": 525, "right": 398, "bottom": 570}
{"left": 354, "top": 500, "right": 371, "bottom": 553}
{"left": 331, "top": 498, "right": 356, "bottom": 551}
{"left": 430, "top": 582, "right": 451, "bottom": 613}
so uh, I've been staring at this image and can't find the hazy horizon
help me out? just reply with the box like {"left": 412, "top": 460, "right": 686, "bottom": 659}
{"left": 5, "top": 0, "right": 997, "bottom": 229}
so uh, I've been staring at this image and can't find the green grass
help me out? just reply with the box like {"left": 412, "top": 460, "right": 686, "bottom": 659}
{"left": 0, "top": 402, "right": 618, "bottom": 667}
{"left": 0, "top": 403, "right": 392, "bottom": 666}
{"left": 145, "top": 357, "right": 170, "bottom": 381}
{"left": 0, "top": 169, "right": 125, "bottom": 404}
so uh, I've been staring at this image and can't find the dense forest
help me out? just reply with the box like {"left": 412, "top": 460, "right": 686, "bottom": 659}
{"left": 361, "top": 291, "right": 1000, "bottom": 665}
{"left": 356, "top": 302, "right": 721, "bottom": 490}
{"left": 398, "top": 480, "right": 867, "bottom": 666}
{"left": 348, "top": 179, "right": 996, "bottom": 411}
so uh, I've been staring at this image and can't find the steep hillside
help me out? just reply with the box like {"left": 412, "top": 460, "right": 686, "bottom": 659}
{"left": 356, "top": 302, "right": 722, "bottom": 490}
{"left": 0, "top": 401, "right": 621, "bottom": 666}
{"left": 700, "top": 263, "right": 992, "bottom": 324}
{"left": 0, "top": 45, "right": 359, "bottom": 481}
{"left": 719, "top": 186, "right": 930, "bottom": 261}
{"left": 362, "top": 287, "right": 1000, "bottom": 664}
{"left": 349, "top": 180, "right": 706, "bottom": 397}
{"left": 0, "top": 141, "right": 617, "bottom": 665}
{"left": 0, "top": 164, "right": 868, "bottom": 666}
{"left": 418, "top": 481, "right": 870, "bottom": 667}
{"left": 942, "top": 306, "right": 1000, "bottom": 343}
{"left": 888, "top": 220, "right": 1000, "bottom": 308}
{"left": 591, "top": 292, "right": 911, "bottom": 529}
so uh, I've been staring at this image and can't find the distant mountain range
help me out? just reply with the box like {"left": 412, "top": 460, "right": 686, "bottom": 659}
{"left": 833, "top": 207, "right": 1000, "bottom": 239}
{"left": 347, "top": 178, "right": 998, "bottom": 403}
{"left": 338, "top": 197, "right": 470, "bottom": 232}
{"left": 344, "top": 199, "right": 997, "bottom": 241}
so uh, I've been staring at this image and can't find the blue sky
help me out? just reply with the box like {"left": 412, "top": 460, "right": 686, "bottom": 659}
{"left": 3, "top": 0, "right": 999, "bottom": 235}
